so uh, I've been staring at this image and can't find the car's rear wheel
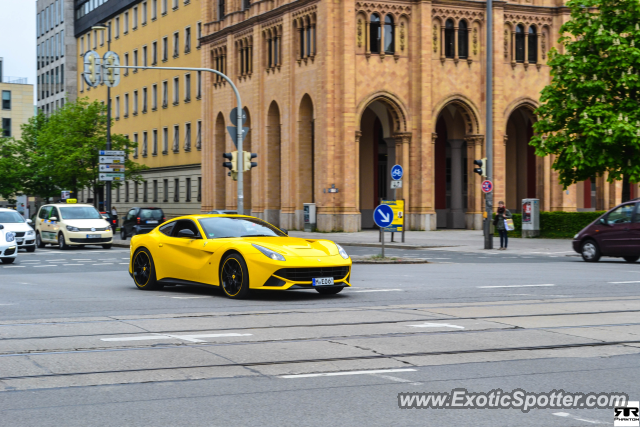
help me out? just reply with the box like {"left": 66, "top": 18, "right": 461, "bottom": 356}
{"left": 26, "top": 245, "right": 36, "bottom": 253}
{"left": 132, "top": 248, "right": 162, "bottom": 290}
{"left": 220, "top": 253, "right": 250, "bottom": 299}
{"left": 315, "top": 286, "right": 344, "bottom": 295}
{"left": 58, "top": 233, "right": 68, "bottom": 250}
{"left": 36, "top": 232, "right": 46, "bottom": 248}
{"left": 581, "top": 240, "right": 601, "bottom": 262}
{"left": 120, "top": 228, "right": 127, "bottom": 240}
{"left": 1, "top": 258, "right": 15, "bottom": 264}
{"left": 623, "top": 256, "right": 640, "bottom": 263}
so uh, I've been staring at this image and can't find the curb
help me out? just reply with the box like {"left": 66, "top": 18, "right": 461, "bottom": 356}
{"left": 113, "top": 242, "right": 130, "bottom": 249}
{"left": 341, "top": 243, "right": 458, "bottom": 250}
{"left": 352, "top": 259, "right": 430, "bottom": 264}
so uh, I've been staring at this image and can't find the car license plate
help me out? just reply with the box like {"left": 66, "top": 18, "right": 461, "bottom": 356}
{"left": 86, "top": 234, "right": 100, "bottom": 238}
{"left": 147, "top": 220, "right": 158, "bottom": 224}
{"left": 313, "top": 277, "right": 334, "bottom": 286}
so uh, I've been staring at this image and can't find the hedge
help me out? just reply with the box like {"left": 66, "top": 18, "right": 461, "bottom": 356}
{"left": 494, "top": 211, "right": 607, "bottom": 239}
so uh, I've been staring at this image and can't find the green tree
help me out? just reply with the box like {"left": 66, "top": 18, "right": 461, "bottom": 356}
{"left": 531, "top": 0, "right": 640, "bottom": 199}
{"left": 0, "top": 137, "right": 24, "bottom": 202}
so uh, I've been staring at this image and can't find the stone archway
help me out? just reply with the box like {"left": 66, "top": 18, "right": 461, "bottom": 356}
{"left": 505, "top": 105, "right": 537, "bottom": 212}
{"left": 265, "top": 101, "right": 281, "bottom": 226}
{"left": 296, "top": 94, "right": 315, "bottom": 229}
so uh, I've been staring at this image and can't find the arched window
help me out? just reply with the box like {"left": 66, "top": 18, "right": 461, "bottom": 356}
{"left": 444, "top": 19, "right": 455, "bottom": 58}
{"left": 218, "top": 0, "right": 225, "bottom": 20}
{"left": 384, "top": 15, "right": 394, "bottom": 54}
{"left": 515, "top": 24, "right": 525, "bottom": 63}
{"left": 306, "top": 23, "right": 312, "bottom": 56}
{"left": 370, "top": 14, "right": 381, "bottom": 54}
{"left": 458, "top": 20, "right": 468, "bottom": 59}
{"left": 528, "top": 26, "right": 537, "bottom": 63}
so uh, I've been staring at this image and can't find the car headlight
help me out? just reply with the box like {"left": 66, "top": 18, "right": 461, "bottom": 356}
{"left": 66, "top": 226, "right": 80, "bottom": 232}
{"left": 574, "top": 233, "right": 579, "bottom": 239}
{"left": 336, "top": 243, "right": 349, "bottom": 259}
{"left": 26, "top": 230, "right": 35, "bottom": 236}
{"left": 5, "top": 232, "right": 15, "bottom": 243}
{"left": 252, "top": 244, "right": 286, "bottom": 261}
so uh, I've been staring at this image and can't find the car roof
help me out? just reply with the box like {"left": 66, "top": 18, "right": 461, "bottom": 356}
{"left": 42, "top": 203, "right": 97, "bottom": 208}
{"left": 0, "top": 208, "right": 22, "bottom": 212}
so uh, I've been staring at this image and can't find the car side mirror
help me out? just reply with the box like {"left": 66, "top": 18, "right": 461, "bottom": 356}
{"left": 26, "top": 219, "right": 32, "bottom": 224}
{"left": 599, "top": 218, "right": 607, "bottom": 225}
{"left": 177, "top": 229, "right": 197, "bottom": 238}
{"left": 49, "top": 216, "right": 57, "bottom": 221}
{"left": 280, "top": 228, "right": 288, "bottom": 235}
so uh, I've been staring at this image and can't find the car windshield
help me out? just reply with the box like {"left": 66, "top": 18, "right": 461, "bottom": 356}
{"left": 0, "top": 211, "right": 25, "bottom": 223}
{"left": 59, "top": 206, "right": 102, "bottom": 220}
{"left": 140, "top": 209, "right": 163, "bottom": 219}
{"left": 198, "top": 217, "right": 286, "bottom": 239}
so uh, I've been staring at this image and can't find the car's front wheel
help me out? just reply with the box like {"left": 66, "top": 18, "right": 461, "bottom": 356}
{"left": 36, "top": 232, "right": 46, "bottom": 248}
{"left": 132, "top": 248, "right": 162, "bottom": 290}
{"left": 623, "top": 256, "right": 640, "bottom": 263}
{"left": 102, "top": 244, "right": 112, "bottom": 250}
{"left": 220, "top": 253, "right": 250, "bottom": 299}
{"left": 26, "top": 245, "right": 36, "bottom": 253}
{"left": 1, "top": 258, "right": 15, "bottom": 264}
{"left": 316, "top": 286, "right": 344, "bottom": 295}
{"left": 58, "top": 233, "right": 69, "bottom": 250}
{"left": 120, "top": 228, "right": 127, "bottom": 240}
{"left": 581, "top": 240, "right": 601, "bottom": 262}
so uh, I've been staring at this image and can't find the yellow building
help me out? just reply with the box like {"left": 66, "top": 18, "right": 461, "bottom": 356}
{"left": 75, "top": 0, "right": 203, "bottom": 218}
{"left": 0, "top": 77, "right": 34, "bottom": 141}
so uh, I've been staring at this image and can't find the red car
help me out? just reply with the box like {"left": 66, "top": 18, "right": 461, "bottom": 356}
{"left": 573, "top": 200, "right": 639, "bottom": 262}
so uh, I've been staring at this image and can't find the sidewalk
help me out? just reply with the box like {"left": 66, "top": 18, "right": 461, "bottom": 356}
{"left": 113, "top": 229, "right": 576, "bottom": 256}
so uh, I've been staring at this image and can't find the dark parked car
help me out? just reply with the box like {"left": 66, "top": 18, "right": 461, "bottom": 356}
{"left": 205, "top": 210, "right": 238, "bottom": 215}
{"left": 100, "top": 212, "right": 117, "bottom": 233}
{"left": 573, "top": 199, "right": 640, "bottom": 262}
{"left": 120, "top": 207, "right": 165, "bottom": 240}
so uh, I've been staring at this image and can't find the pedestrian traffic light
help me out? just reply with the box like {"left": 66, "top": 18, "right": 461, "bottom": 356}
{"left": 222, "top": 151, "right": 238, "bottom": 180}
{"left": 243, "top": 152, "right": 257, "bottom": 172}
{"left": 473, "top": 158, "right": 487, "bottom": 177}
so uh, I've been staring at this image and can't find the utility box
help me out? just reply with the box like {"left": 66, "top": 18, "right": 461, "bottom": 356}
{"left": 521, "top": 198, "right": 540, "bottom": 238}
{"left": 303, "top": 203, "right": 316, "bottom": 232}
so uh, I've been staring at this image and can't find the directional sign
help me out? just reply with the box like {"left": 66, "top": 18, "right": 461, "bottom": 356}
{"left": 99, "top": 173, "right": 125, "bottom": 181}
{"left": 373, "top": 204, "right": 394, "bottom": 228}
{"left": 99, "top": 156, "right": 125, "bottom": 164}
{"left": 229, "top": 108, "right": 247, "bottom": 126}
{"left": 390, "top": 180, "right": 403, "bottom": 189}
{"left": 481, "top": 180, "right": 493, "bottom": 193}
{"left": 99, "top": 164, "right": 125, "bottom": 172}
{"left": 391, "top": 164, "right": 404, "bottom": 180}
{"left": 99, "top": 150, "right": 125, "bottom": 156}
{"left": 227, "top": 126, "right": 251, "bottom": 148}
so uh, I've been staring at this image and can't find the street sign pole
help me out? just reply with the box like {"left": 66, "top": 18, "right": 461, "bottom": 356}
{"left": 484, "top": 0, "right": 494, "bottom": 250}
{"left": 105, "top": 24, "right": 112, "bottom": 215}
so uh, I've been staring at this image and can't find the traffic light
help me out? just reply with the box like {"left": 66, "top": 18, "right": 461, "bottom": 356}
{"left": 473, "top": 158, "right": 487, "bottom": 177}
{"left": 222, "top": 151, "right": 238, "bottom": 180}
{"left": 243, "top": 152, "right": 257, "bottom": 172}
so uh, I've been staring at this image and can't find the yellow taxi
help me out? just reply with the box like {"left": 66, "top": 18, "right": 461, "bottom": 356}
{"left": 35, "top": 200, "right": 114, "bottom": 250}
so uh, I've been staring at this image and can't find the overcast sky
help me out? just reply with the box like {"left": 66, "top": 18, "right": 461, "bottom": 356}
{"left": 0, "top": 0, "right": 36, "bottom": 103}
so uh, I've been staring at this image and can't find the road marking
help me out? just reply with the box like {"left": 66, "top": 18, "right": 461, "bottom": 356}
{"left": 2, "top": 266, "right": 24, "bottom": 268}
{"left": 608, "top": 281, "right": 640, "bottom": 284}
{"left": 552, "top": 412, "right": 607, "bottom": 424}
{"left": 156, "top": 296, "right": 209, "bottom": 299}
{"left": 434, "top": 258, "right": 451, "bottom": 260}
{"left": 281, "top": 369, "right": 416, "bottom": 379}
{"left": 101, "top": 333, "right": 252, "bottom": 343}
{"left": 370, "top": 373, "right": 421, "bottom": 385}
{"left": 63, "top": 264, "right": 84, "bottom": 266}
{"left": 72, "top": 259, "right": 91, "bottom": 261}
{"left": 478, "top": 284, "right": 555, "bottom": 289}
{"left": 33, "top": 265, "right": 57, "bottom": 268}
{"left": 119, "top": 263, "right": 129, "bottom": 265}
{"left": 0, "top": 304, "right": 16, "bottom": 306}
{"left": 352, "top": 289, "right": 403, "bottom": 293}
{"left": 407, "top": 322, "right": 465, "bottom": 329}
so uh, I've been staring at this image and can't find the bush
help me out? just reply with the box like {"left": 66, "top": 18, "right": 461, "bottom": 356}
{"left": 494, "top": 211, "right": 606, "bottom": 239}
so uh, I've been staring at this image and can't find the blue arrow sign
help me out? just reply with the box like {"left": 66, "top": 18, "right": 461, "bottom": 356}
{"left": 391, "top": 164, "right": 403, "bottom": 180}
{"left": 373, "top": 204, "right": 394, "bottom": 228}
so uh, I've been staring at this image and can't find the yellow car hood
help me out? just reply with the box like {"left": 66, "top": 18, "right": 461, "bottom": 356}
{"left": 245, "top": 237, "right": 338, "bottom": 257}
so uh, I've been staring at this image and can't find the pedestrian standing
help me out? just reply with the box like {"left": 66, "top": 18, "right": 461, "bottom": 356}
{"left": 494, "top": 201, "right": 512, "bottom": 250}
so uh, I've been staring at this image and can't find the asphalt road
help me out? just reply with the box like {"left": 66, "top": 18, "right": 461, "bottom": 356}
{"left": 1, "top": 245, "right": 639, "bottom": 426}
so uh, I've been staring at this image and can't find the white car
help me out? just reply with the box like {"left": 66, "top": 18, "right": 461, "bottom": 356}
{"left": 0, "top": 224, "right": 17, "bottom": 264}
{"left": 0, "top": 208, "right": 36, "bottom": 252}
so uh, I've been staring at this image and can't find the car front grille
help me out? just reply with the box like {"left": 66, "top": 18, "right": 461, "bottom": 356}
{"left": 13, "top": 232, "right": 25, "bottom": 238}
{"left": 274, "top": 267, "right": 350, "bottom": 282}
{"left": 77, "top": 227, "right": 110, "bottom": 232}
{"left": 69, "top": 238, "right": 112, "bottom": 244}
{"left": 3, "top": 247, "right": 16, "bottom": 256}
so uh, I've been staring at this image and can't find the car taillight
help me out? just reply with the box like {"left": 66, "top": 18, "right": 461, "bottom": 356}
{"left": 162, "top": 217, "right": 166, "bottom": 222}
{"left": 137, "top": 217, "right": 141, "bottom": 224}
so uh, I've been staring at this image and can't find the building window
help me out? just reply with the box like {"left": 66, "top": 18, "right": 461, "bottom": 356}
{"left": 174, "top": 178, "right": 180, "bottom": 202}
{"left": 153, "top": 129, "right": 158, "bottom": 155}
{"left": 196, "top": 120, "right": 202, "bottom": 150}
{"left": 162, "top": 127, "right": 169, "bottom": 154}
{"left": 173, "top": 77, "right": 179, "bottom": 105}
{"left": 2, "top": 118, "right": 11, "bottom": 137}
{"left": 152, "top": 41, "right": 158, "bottom": 65}
{"left": 133, "top": 133, "right": 139, "bottom": 158}
{"left": 185, "top": 27, "right": 191, "bottom": 54}
{"left": 197, "top": 177, "right": 202, "bottom": 201}
{"left": 445, "top": 19, "right": 455, "bottom": 58}
{"left": 152, "top": 0, "right": 157, "bottom": 20}
{"left": 162, "top": 0, "right": 167, "bottom": 15}
{"left": 162, "top": 81, "right": 168, "bottom": 108}
{"left": 124, "top": 53, "right": 129, "bottom": 76}
{"left": 173, "top": 125, "right": 179, "bottom": 152}
{"left": 184, "top": 122, "right": 191, "bottom": 151}
{"left": 458, "top": 20, "right": 468, "bottom": 59}
{"left": 163, "top": 179, "right": 168, "bottom": 202}
{"left": 61, "top": 30, "right": 65, "bottom": 58}
{"left": 142, "top": 87, "right": 148, "bottom": 113}
{"left": 93, "top": 30, "right": 97, "bottom": 49}
{"left": 143, "top": 181, "right": 148, "bottom": 202}
{"left": 238, "top": 37, "right": 253, "bottom": 75}
{"left": 133, "top": 49, "right": 139, "bottom": 73}
{"left": 143, "top": 46, "right": 148, "bottom": 67}
{"left": 153, "top": 180, "right": 158, "bottom": 202}
{"left": 173, "top": 0, "right": 179, "bottom": 10}
{"left": 124, "top": 93, "right": 129, "bottom": 117}
{"left": 115, "top": 96, "right": 120, "bottom": 119}
{"left": 528, "top": 26, "right": 538, "bottom": 64}
{"left": 384, "top": 15, "right": 394, "bottom": 54}
{"left": 115, "top": 17, "right": 120, "bottom": 38}
{"left": 515, "top": 24, "right": 525, "bottom": 63}
{"left": 2, "top": 91, "right": 11, "bottom": 110}
{"left": 152, "top": 84, "right": 158, "bottom": 110}
{"left": 162, "top": 37, "right": 168, "bottom": 61}
{"left": 142, "top": 2, "right": 148, "bottom": 25}
{"left": 133, "top": 90, "right": 139, "bottom": 115}
{"left": 212, "top": 48, "right": 227, "bottom": 82}
{"left": 173, "top": 32, "right": 179, "bottom": 58}
{"left": 185, "top": 178, "right": 191, "bottom": 202}
{"left": 218, "top": 0, "right": 225, "bottom": 20}
{"left": 184, "top": 73, "right": 191, "bottom": 102}
{"left": 142, "top": 131, "right": 148, "bottom": 157}
{"left": 124, "top": 12, "right": 129, "bottom": 34}
{"left": 196, "top": 71, "right": 202, "bottom": 99}
{"left": 197, "top": 22, "right": 202, "bottom": 48}
{"left": 133, "top": 7, "right": 138, "bottom": 30}
{"left": 370, "top": 14, "right": 381, "bottom": 54}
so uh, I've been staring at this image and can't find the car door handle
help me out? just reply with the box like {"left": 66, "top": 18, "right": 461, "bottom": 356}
{"left": 159, "top": 243, "right": 163, "bottom": 247}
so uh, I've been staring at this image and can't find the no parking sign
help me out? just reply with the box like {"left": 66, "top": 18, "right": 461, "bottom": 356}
{"left": 481, "top": 180, "right": 493, "bottom": 193}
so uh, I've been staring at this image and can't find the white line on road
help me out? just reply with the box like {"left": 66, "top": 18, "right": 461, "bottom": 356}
{"left": 608, "top": 281, "right": 640, "bottom": 284}
{"left": 281, "top": 369, "right": 417, "bottom": 379}
{"left": 478, "top": 284, "right": 555, "bottom": 289}
{"left": 370, "top": 373, "right": 421, "bottom": 385}
{"left": 407, "top": 323, "right": 465, "bottom": 329}
{"left": 119, "top": 263, "right": 129, "bottom": 265}
{"left": 552, "top": 412, "right": 607, "bottom": 424}
{"left": 72, "top": 259, "right": 91, "bottom": 261}
{"left": 63, "top": 264, "right": 84, "bottom": 266}
{"left": 101, "top": 333, "right": 252, "bottom": 343}
{"left": 33, "top": 265, "right": 57, "bottom": 268}
{"left": 352, "top": 289, "right": 403, "bottom": 293}
{"left": 2, "top": 266, "right": 24, "bottom": 268}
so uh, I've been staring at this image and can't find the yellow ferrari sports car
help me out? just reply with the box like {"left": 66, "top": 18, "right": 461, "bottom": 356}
{"left": 128, "top": 214, "right": 352, "bottom": 298}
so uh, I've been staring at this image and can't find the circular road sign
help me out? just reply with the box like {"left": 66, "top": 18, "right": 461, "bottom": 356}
{"left": 229, "top": 107, "right": 247, "bottom": 126}
{"left": 373, "top": 204, "right": 394, "bottom": 228}
{"left": 390, "top": 164, "right": 404, "bottom": 180}
{"left": 481, "top": 180, "right": 493, "bottom": 193}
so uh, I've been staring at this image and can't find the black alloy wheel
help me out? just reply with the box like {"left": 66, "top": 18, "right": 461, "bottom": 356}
{"left": 58, "top": 233, "right": 68, "bottom": 250}
{"left": 26, "top": 246, "right": 36, "bottom": 253}
{"left": 132, "top": 248, "right": 162, "bottom": 290}
{"left": 220, "top": 254, "right": 250, "bottom": 299}
{"left": 36, "top": 232, "right": 46, "bottom": 248}
{"left": 623, "top": 256, "right": 640, "bottom": 263}
{"left": 316, "top": 286, "right": 345, "bottom": 295}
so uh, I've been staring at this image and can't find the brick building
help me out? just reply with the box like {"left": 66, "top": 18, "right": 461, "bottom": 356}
{"left": 200, "top": 0, "right": 634, "bottom": 232}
